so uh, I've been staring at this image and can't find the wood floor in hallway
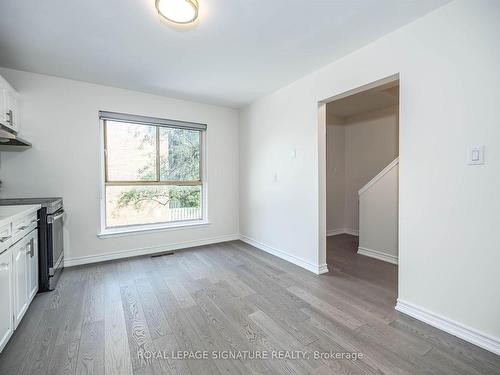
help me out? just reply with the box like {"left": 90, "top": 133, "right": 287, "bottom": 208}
{"left": 327, "top": 234, "right": 397, "bottom": 298}
{"left": 0, "top": 238, "right": 498, "bottom": 375}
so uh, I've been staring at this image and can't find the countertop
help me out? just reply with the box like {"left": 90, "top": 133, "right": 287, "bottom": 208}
{"left": 0, "top": 204, "right": 40, "bottom": 228}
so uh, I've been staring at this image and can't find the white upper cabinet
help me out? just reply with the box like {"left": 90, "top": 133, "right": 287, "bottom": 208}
{"left": 0, "top": 82, "right": 6, "bottom": 128}
{"left": 6, "top": 89, "right": 20, "bottom": 132}
{"left": 0, "top": 75, "right": 20, "bottom": 133}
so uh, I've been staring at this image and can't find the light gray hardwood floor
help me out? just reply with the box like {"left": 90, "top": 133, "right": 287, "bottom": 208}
{"left": 0, "top": 236, "right": 499, "bottom": 375}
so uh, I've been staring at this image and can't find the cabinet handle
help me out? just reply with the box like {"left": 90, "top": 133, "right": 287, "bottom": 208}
{"left": 28, "top": 240, "right": 34, "bottom": 257}
{"left": 48, "top": 212, "right": 64, "bottom": 224}
{"left": 25, "top": 242, "right": 30, "bottom": 254}
{"left": 5, "top": 110, "right": 12, "bottom": 124}
{"left": 17, "top": 225, "right": 29, "bottom": 231}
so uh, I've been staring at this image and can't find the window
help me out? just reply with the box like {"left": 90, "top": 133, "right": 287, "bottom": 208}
{"left": 99, "top": 111, "right": 206, "bottom": 233}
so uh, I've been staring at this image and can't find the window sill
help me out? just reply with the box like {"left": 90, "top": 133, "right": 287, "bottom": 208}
{"left": 97, "top": 220, "right": 210, "bottom": 239}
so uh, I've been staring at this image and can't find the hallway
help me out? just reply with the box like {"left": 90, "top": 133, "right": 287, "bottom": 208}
{"left": 327, "top": 234, "right": 397, "bottom": 296}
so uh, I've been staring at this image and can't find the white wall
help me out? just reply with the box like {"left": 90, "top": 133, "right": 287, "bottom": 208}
{"left": 0, "top": 68, "right": 239, "bottom": 264}
{"left": 359, "top": 160, "right": 399, "bottom": 263}
{"left": 326, "top": 116, "right": 345, "bottom": 234}
{"left": 344, "top": 105, "right": 399, "bottom": 232}
{"left": 240, "top": 0, "right": 500, "bottom": 346}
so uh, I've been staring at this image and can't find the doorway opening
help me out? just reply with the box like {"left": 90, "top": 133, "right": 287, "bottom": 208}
{"left": 319, "top": 75, "right": 399, "bottom": 300}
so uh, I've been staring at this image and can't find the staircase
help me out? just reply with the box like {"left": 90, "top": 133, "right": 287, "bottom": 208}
{"left": 357, "top": 157, "right": 399, "bottom": 264}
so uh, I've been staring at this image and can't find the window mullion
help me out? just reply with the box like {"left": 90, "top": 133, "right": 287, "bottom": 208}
{"left": 103, "top": 121, "right": 109, "bottom": 183}
{"left": 155, "top": 126, "right": 161, "bottom": 182}
{"left": 199, "top": 130, "right": 203, "bottom": 182}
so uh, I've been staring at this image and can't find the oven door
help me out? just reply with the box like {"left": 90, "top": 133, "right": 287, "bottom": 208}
{"left": 47, "top": 209, "right": 64, "bottom": 289}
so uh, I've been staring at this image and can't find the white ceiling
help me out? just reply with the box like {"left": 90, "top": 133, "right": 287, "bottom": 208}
{"left": 0, "top": 0, "right": 450, "bottom": 108}
{"left": 327, "top": 82, "right": 399, "bottom": 119}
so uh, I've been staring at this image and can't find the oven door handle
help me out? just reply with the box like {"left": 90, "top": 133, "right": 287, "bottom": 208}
{"left": 47, "top": 211, "right": 64, "bottom": 224}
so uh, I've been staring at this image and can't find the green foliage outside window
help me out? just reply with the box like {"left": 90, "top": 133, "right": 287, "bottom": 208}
{"left": 114, "top": 126, "right": 201, "bottom": 211}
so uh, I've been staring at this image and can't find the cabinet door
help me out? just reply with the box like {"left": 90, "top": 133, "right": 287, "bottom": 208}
{"left": 5, "top": 89, "right": 19, "bottom": 132}
{"left": 0, "top": 249, "right": 14, "bottom": 353}
{"left": 27, "top": 231, "right": 38, "bottom": 301}
{"left": 13, "top": 240, "right": 28, "bottom": 327}
{"left": 0, "top": 83, "right": 6, "bottom": 127}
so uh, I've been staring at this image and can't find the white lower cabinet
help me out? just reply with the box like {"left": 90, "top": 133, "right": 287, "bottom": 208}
{"left": 0, "top": 208, "right": 39, "bottom": 354}
{"left": 12, "top": 229, "right": 38, "bottom": 328}
{"left": 28, "top": 232, "right": 39, "bottom": 301}
{"left": 0, "top": 247, "right": 14, "bottom": 353}
{"left": 0, "top": 227, "right": 39, "bottom": 353}
{"left": 12, "top": 238, "right": 28, "bottom": 327}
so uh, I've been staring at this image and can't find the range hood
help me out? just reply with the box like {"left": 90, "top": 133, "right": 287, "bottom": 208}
{"left": 0, "top": 126, "right": 31, "bottom": 151}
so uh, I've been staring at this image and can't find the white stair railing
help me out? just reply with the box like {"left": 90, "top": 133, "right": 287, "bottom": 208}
{"left": 358, "top": 157, "right": 399, "bottom": 196}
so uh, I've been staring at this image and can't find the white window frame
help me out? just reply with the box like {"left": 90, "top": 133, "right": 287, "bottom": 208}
{"left": 98, "top": 111, "right": 208, "bottom": 238}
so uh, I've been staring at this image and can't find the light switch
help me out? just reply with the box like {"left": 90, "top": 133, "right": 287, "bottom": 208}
{"left": 468, "top": 146, "right": 485, "bottom": 165}
{"left": 471, "top": 149, "right": 480, "bottom": 161}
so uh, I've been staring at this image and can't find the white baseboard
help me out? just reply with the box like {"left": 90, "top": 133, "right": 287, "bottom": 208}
{"left": 358, "top": 247, "right": 398, "bottom": 265}
{"left": 395, "top": 300, "right": 500, "bottom": 356}
{"left": 326, "top": 228, "right": 359, "bottom": 237}
{"left": 64, "top": 234, "right": 240, "bottom": 267}
{"left": 66, "top": 232, "right": 330, "bottom": 275}
{"left": 326, "top": 228, "right": 345, "bottom": 236}
{"left": 358, "top": 246, "right": 398, "bottom": 265}
{"left": 239, "top": 234, "right": 328, "bottom": 275}
{"left": 344, "top": 228, "right": 359, "bottom": 236}
{"left": 317, "top": 264, "right": 329, "bottom": 274}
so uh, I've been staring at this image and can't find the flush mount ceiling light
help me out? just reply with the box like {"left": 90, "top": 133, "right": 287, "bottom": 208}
{"left": 155, "top": 0, "right": 199, "bottom": 24}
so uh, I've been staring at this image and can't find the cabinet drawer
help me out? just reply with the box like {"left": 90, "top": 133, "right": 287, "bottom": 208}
{"left": 0, "top": 223, "right": 12, "bottom": 252}
{"left": 0, "top": 223, "right": 11, "bottom": 239}
{"left": 12, "top": 213, "right": 37, "bottom": 242}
